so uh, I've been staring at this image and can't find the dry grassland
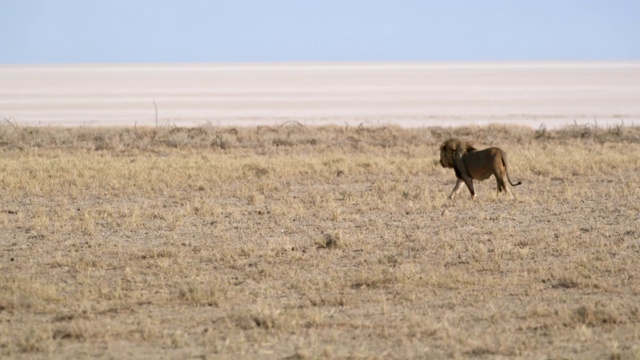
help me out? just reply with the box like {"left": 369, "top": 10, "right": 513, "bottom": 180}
{"left": 1, "top": 123, "right": 639, "bottom": 359}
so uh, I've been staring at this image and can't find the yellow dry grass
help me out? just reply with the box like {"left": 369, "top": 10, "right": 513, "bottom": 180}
{"left": 1, "top": 123, "right": 639, "bottom": 359}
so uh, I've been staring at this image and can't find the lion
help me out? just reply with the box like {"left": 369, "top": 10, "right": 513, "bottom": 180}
{"left": 439, "top": 138, "right": 521, "bottom": 199}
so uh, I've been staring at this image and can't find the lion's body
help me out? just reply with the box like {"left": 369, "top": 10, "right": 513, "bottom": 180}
{"left": 440, "top": 138, "right": 521, "bottom": 199}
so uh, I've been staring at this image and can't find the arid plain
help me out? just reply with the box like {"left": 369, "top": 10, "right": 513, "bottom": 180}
{"left": 1, "top": 63, "right": 640, "bottom": 359}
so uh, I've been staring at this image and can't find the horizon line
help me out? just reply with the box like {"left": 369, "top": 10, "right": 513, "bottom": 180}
{"left": 3, "top": 59, "right": 640, "bottom": 68}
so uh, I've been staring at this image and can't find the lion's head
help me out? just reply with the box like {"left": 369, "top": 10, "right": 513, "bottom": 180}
{"left": 439, "top": 138, "right": 475, "bottom": 169}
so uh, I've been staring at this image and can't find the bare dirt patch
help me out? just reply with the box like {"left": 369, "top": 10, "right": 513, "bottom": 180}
{"left": 1, "top": 124, "right": 639, "bottom": 358}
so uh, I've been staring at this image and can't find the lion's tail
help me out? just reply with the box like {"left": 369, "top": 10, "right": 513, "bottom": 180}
{"left": 502, "top": 155, "right": 522, "bottom": 187}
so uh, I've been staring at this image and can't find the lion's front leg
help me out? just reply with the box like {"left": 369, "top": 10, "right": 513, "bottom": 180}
{"left": 462, "top": 176, "right": 476, "bottom": 199}
{"left": 449, "top": 178, "right": 466, "bottom": 199}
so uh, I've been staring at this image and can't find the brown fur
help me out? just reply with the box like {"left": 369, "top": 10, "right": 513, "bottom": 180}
{"left": 439, "top": 138, "right": 521, "bottom": 199}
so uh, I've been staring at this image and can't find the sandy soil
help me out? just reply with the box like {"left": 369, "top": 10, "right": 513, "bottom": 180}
{"left": 1, "top": 62, "right": 639, "bottom": 129}
{"left": 1, "top": 125, "right": 639, "bottom": 359}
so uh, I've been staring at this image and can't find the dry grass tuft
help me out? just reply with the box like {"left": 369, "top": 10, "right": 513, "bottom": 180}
{"left": 318, "top": 231, "right": 344, "bottom": 249}
{"left": 1, "top": 123, "right": 640, "bottom": 358}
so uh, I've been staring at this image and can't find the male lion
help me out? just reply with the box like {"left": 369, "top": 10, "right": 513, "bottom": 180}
{"left": 439, "top": 138, "right": 521, "bottom": 199}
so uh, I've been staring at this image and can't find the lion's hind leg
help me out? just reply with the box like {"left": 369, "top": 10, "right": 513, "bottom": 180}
{"left": 495, "top": 175, "right": 512, "bottom": 197}
{"left": 492, "top": 157, "right": 511, "bottom": 197}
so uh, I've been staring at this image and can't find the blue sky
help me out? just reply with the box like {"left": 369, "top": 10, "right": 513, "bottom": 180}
{"left": 1, "top": 0, "right": 639, "bottom": 64}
